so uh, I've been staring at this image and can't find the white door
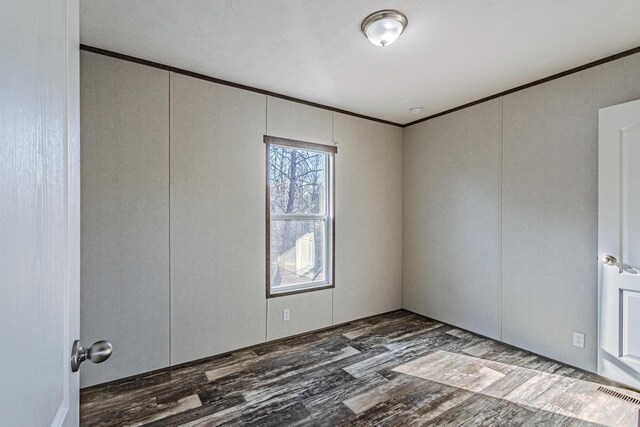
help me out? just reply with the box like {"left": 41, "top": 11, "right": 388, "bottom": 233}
{"left": 598, "top": 99, "right": 640, "bottom": 390}
{"left": 0, "top": 0, "right": 80, "bottom": 425}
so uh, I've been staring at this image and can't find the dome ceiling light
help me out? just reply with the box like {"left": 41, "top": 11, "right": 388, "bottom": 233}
{"left": 361, "top": 10, "right": 408, "bottom": 47}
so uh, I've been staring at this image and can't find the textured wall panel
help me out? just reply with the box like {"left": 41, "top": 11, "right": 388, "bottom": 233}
{"left": 333, "top": 113, "right": 403, "bottom": 324}
{"left": 170, "top": 73, "right": 267, "bottom": 365}
{"left": 81, "top": 51, "right": 170, "bottom": 387}
{"left": 403, "top": 100, "right": 502, "bottom": 340}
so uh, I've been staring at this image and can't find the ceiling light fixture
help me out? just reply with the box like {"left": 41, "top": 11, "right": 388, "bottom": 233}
{"left": 361, "top": 10, "right": 408, "bottom": 47}
{"left": 410, "top": 106, "right": 423, "bottom": 114}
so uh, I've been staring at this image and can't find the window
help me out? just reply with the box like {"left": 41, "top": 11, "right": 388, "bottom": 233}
{"left": 265, "top": 135, "right": 336, "bottom": 297}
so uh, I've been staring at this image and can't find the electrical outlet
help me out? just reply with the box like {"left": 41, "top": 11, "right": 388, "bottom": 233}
{"left": 283, "top": 309, "right": 290, "bottom": 322}
{"left": 573, "top": 332, "right": 585, "bottom": 348}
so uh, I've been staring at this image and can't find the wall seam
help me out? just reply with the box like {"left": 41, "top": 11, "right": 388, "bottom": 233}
{"left": 265, "top": 95, "right": 269, "bottom": 343}
{"left": 401, "top": 126, "right": 405, "bottom": 310}
{"left": 168, "top": 71, "right": 172, "bottom": 366}
{"left": 331, "top": 112, "right": 335, "bottom": 326}
{"left": 499, "top": 96, "right": 504, "bottom": 341}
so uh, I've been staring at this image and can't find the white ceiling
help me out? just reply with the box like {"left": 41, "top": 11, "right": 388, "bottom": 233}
{"left": 80, "top": 0, "right": 640, "bottom": 125}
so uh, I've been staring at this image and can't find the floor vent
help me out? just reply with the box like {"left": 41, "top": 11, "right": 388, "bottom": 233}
{"left": 597, "top": 386, "right": 640, "bottom": 406}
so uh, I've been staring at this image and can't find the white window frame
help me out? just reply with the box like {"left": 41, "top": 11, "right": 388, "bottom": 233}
{"left": 265, "top": 135, "right": 336, "bottom": 298}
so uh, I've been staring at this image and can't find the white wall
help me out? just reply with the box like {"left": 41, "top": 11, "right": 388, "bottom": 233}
{"left": 333, "top": 113, "right": 403, "bottom": 324}
{"left": 403, "top": 52, "right": 640, "bottom": 371}
{"left": 267, "top": 290, "right": 333, "bottom": 341}
{"left": 80, "top": 53, "right": 403, "bottom": 386}
{"left": 80, "top": 52, "right": 170, "bottom": 387}
{"left": 403, "top": 100, "right": 502, "bottom": 340}
{"left": 501, "top": 53, "right": 640, "bottom": 370}
{"left": 170, "top": 73, "right": 267, "bottom": 365}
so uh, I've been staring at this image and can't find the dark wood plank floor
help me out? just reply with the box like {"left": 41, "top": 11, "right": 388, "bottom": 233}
{"left": 80, "top": 310, "right": 640, "bottom": 426}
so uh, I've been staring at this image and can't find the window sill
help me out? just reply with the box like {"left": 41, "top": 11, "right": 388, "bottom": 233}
{"left": 266, "top": 283, "right": 335, "bottom": 299}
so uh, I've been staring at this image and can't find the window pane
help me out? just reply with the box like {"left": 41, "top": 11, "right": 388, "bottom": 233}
{"left": 269, "top": 146, "right": 325, "bottom": 215}
{"left": 270, "top": 219, "right": 325, "bottom": 288}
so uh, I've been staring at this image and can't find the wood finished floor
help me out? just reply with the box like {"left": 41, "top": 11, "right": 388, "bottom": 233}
{"left": 80, "top": 310, "right": 640, "bottom": 426}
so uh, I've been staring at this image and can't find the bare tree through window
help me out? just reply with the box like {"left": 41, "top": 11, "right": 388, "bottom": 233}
{"left": 266, "top": 137, "right": 335, "bottom": 295}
